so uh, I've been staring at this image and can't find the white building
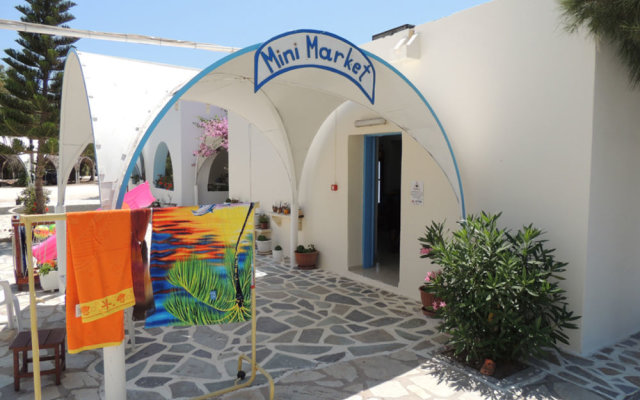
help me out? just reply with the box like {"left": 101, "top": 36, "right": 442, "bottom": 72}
{"left": 58, "top": 0, "right": 640, "bottom": 356}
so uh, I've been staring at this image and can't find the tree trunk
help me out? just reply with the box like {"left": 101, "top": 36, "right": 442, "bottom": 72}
{"left": 34, "top": 143, "right": 46, "bottom": 214}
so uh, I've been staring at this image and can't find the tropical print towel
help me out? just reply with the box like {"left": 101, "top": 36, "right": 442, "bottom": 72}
{"left": 66, "top": 209, "right": 135, "bottom": 353}
{"left": 145, "top": 203, "right": 254, "bottom": 328}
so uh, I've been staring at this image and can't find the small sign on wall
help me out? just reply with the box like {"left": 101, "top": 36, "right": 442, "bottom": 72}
{"left": 411, "top": 181, "right": 423, "bottom": 205}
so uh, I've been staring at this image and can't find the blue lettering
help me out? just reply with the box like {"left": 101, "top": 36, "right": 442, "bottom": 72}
{"left": 277, "top": 52, "right": 285, "bottom": 66}
{"left": 333, "top": 50, "right": 344, "bottom": 63}
{"left": 306, "top": 35, "right": 318, "bottom": 58}
{"left": 352, "top": 63, "right": 361, "bottom": 75}
{"left": 294, "top": 45, "right": 299, "bottom": 59}
{"left": 319, "top": 47, "right": 332, "bottom": 61}
{"left": 260, "top": 46, "right": 281, "bottom": 73}
{"left": 359, "top": 64, "right": 373, "bottom": 82}
{"left": 283, "top": 49, "right": 296, "bottom": 64}
{"left": 343, "top": 48, "right": 353, "bottom": 70}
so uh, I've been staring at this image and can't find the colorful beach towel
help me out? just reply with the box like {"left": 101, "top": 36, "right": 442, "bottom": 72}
{"left": 131, "top": 208, "right": 153, "bottom": 320}
{"left": 66, "top": 209, "right": 135, "bottom": 353}
{"left": 145, "top": 203, "right": 254, "bottom": 328}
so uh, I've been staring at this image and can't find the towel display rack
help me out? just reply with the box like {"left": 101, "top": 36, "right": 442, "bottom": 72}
{"left": 19, "top": 211, "right": 274, "bottom": 400}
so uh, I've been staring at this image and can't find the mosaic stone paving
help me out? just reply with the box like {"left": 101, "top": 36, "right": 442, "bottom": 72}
{"left": 530, "top": 334, "right": 640, "bottom": 400}
{"left": 112, "top": 257, "right": 446, "bottom": 398}
{"left": 0, "top": 252, "right": 639, "bottom": 399}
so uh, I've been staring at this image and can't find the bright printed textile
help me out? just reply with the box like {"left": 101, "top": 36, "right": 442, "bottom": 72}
{"left": 131, "top": 208, "right": 154, "bottom": 320}
{"left": 66, "top": 209, "right": 135, "bottom": 353}
{"left": 146, "top": 203, "right": 254, "bottom": 328}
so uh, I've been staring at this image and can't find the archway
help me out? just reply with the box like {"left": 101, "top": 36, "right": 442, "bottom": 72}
{"left": 152, "top": 142, "right": 173, "bottom": 191}
{"left": 196, "top": 148, "right": 229, "bottom": 205}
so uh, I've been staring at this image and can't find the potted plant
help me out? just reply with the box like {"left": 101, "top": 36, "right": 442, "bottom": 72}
{"left": 419, "top": 212, "right": 579, "bottom": 376}
{"left": 38, "top": 260, "right": 59, "bottom": 291}
{"left": 273, "top": 245, "right": 283, "bottom": 262}
{"left": 258, "top": 214, "right": 270, "bottom": 229}
{"left": 418, "top": 268, "right": 443, "bottom": 317}
{"left": 256, "top": 234, "right": 272, "bottom": 253}
{"left": 282, "top": 203, "right": 290, "bottom": 215}
{"left": 295, "top": 244, "right": 318, "bottom": 269}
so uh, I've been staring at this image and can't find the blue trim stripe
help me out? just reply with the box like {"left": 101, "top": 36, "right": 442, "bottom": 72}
{"left": 115, "top": 34, "right": 465, "bottom": 218}
{"left": 362, "top": 51, "right": 466, "bottom": 218}
{"left": 362, "top": 136, "right": 376, "bottom": 269}
{"left": 115, "top": 44, "right": 260, "bottom": 208}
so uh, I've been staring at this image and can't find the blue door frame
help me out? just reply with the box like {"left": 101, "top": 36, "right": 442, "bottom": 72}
{"left": 362, "top": 136, "right": 377, "bottom": 269}
{"left": 362, "top": 133, "right": 400, "bottom": 269}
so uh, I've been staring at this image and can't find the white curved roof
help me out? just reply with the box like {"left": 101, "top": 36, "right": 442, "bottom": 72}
{"left": 58, "top": 50, "right": 198, "bottom": 207}
{"left": 59, "top": 33, "right": 465, "bottom": 214}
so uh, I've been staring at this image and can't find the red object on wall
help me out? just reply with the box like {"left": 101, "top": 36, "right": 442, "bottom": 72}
{"left": 331, "top": 184, "right": 338, "bottom": 191}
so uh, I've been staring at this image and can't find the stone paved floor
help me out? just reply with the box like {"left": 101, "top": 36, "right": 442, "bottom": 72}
{"left": 0, "top": 249, "right": 639, "bottom": 399}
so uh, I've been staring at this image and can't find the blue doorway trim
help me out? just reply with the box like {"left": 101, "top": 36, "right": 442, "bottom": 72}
{"left": 362, "top": 136, "right": 377, "bottom": 269}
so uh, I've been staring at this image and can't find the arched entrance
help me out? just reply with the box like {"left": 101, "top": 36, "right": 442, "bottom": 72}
{"left": 59, "top": 29, "right": 465, "bottom": 296}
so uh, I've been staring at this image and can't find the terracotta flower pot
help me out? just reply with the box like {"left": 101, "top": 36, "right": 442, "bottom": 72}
{"left": 419, "top": 287, "right": 442, "bottom": 317}
{"left": 295, "top": 251, "right": 318, "bottom": 269}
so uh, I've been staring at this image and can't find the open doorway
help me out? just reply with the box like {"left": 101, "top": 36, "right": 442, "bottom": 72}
{"left": 350, "top": 133, "right": 401, "bottom": 286}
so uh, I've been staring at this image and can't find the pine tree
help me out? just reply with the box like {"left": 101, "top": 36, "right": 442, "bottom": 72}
{"left": 560, "top": 0, "right": 640, "bottom": 86}
{"left": 0, "top": 0, "right": 78, "bottom": 213}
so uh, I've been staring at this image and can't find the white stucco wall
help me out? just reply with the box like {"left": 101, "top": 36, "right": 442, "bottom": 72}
{"left": 140, "top": 100, "right": 222, "bottom": 206}
{"left": 297, "top": 102, "right": 459, "bottom": 294}
{"left": 362, "top": 0, "right": 596, "bottom": 353}
{"left": 228, "top": 112, "right": 293, "bottom": 251}
{"left": 582, "top": 42, "right": 640, "bottom": 354}
{"left": 144, "top": 106, "right": 180, "bottom": 206}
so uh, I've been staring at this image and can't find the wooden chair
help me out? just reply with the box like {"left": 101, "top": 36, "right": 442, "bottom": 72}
{"left": 9, "top": 328, "right": 66, "bottom": 391}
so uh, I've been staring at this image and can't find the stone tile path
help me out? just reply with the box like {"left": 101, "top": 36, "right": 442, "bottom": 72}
{"left": 0, "top": 252, "right": 639, "bottom": 399}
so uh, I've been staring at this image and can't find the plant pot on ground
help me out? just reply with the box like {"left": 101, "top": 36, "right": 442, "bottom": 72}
{"left": 295, "top": 244, "right": 318, "bottom": 269}
{"left": 256, "top": 235, "right": 272, "bottom": 253}
{"left": 272, "top": 245, "right": 283, "bottom": 262}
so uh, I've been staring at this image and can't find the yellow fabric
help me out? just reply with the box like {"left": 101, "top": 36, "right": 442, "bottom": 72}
{"left": 66, "top": 209, "right": 133, "bottom": 353}
{"left": 79, "top": 287, "right": 135, "bottom": 323}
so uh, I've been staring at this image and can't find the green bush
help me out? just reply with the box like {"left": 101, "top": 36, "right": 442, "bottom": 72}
{"left": 419, "top": 212, "right": 579, "bottom": 363}
{"left": 257, "top": 235, "right": 269, "bottom": 241}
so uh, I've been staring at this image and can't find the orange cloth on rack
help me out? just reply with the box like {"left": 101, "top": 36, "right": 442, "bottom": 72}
{"left": 66, "top": 209, "right": 135, "bottom": 354}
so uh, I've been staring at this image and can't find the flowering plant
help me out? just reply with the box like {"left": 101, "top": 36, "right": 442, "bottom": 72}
{"left": 418, "top": 212, "right": 579, "bottom": 364}
{"left": 194, "top": 116, "right": 228, "bottom": 158}
{"left": 38, "top": 260, "right": 58, "bottom": 276}
{"left": 16, "top": 184, "right": 51, "bottom": 214}
{"left": 154, "top": 174, "right": 173, "bottom": 191}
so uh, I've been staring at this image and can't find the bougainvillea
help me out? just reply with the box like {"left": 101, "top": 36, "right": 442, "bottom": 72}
{"left": 194, "top": 116, "right": 229, "bottom": 158}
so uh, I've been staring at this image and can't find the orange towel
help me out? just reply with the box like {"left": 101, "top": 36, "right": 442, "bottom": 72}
{"left": 66, "top": 209, "right": 134, "bottom": 353}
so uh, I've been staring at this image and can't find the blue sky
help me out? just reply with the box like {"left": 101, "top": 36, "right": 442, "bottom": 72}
{"left": 1, "top": 0, "right": 490, "bottom": 69}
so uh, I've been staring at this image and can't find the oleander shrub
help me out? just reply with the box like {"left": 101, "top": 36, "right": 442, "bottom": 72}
{"left": 419, "top": 212, "right": 579, "bottom": 363}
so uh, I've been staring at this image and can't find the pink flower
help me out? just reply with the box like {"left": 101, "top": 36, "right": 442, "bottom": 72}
{"left": 420, "top": 247, "right": 431, "bottom": 256}
{"left": 432, "top": 300, "right": 446, "bottom": 310}
{"left": 424, "top": 270, "right": 438, "bottom": 282}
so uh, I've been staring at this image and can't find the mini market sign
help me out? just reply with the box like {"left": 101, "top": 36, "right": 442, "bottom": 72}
{"left": 254, "top": 30, "right": 376, "bottom": 104}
